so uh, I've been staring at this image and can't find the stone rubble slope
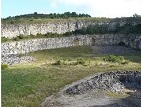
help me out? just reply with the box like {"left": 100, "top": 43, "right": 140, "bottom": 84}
{"left": 64, "top": 71, "right": 141, "bottom": 95}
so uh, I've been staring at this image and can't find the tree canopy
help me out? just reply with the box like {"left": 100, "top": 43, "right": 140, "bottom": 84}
{"left": 2, "top": 12, "right": 91, "bottom": 21}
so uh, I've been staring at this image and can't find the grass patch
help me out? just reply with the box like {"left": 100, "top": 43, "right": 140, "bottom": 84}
{"left": 1, "top": 64, "right": 8, "bottom": 70}
{"left": 2, "top": 17, "right": 111, "bottom": 24}
{"left": 2, "top": 46, "right": 141, "bottom": 107}
{"left": 76, "top": 58, "right": 85, "bottom": 65}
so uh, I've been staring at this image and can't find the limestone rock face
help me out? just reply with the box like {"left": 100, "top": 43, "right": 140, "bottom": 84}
{"left": 1, "top": 34, "right": 141, "bottom": 57}
{"left": 1, "top": 20, "right": 91, "bottom": 38}
{"left": 1, "top": 35, "right": 92, "bottom": 56}
{"left": 2, "top": 18, "right": 141, "bottom": 38}
{"left": 1, "top": 54, "right": 36, "bottom": 65}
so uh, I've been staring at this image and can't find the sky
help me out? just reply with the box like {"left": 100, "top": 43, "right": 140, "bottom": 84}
{"left": 1, "top": 0, "right": 141, "bottom": 18}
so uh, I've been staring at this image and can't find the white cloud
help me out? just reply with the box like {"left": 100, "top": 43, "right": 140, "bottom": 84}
{"left": 50, "top": 2, "right": 58, "bottom": 9}
{"left": 57, "top": 0, "right": 87, "bottom": 6}
{"left": 54, "top": 0, "right": 141, "bottom": 17}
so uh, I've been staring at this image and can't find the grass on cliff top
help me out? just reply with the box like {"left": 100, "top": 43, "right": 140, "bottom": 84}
{"left": 2, "top": 16, "right": 140, "bottom": 24}
{"left": 2, "top": 46, "right": 141, "bottom": 107}
{"left": 2, "top": 17, "right": 111, "bottom": 24}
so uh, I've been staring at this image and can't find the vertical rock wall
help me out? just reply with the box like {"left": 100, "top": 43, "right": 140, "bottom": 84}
{"left": 1, "top": 20, "right": 92, "bottom": 38}
{"left": 1, "top": 35, "right": 92, "bottom": 56}
{"left": 1, "top": 34, "right": 141, "bottom": 56}
{"left": 2, "top": 18, "right": 140, "bottom": 39}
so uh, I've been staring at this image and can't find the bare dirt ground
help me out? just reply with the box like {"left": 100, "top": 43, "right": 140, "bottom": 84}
{"left": 41, "top": 46, "right": 141, "bottom": 107}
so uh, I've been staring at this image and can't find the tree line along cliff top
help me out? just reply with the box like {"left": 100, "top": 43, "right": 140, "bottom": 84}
{"left": 2, "top": 12, "right": 141, "bottom": 24}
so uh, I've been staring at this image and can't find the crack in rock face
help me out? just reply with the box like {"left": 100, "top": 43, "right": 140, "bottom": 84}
{"left": 64, "top": 71, "right": 141, "bottom": 95}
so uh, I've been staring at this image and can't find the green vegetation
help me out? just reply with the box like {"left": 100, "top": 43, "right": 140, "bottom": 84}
{"left": 2, "top": 46, "right": 141, "bottom": 107}
{"left": 104, "top": 55, "right": 124, "bottom": 62}
{"left": 1, "top": 12, "right": 91, "bottom": 25}
{"left": 117, "top": 41, "right": 126, "bottom": 46}
{"left": 1, "top": 16, "right": 110, "bottom": 25}
{"left": 52, "top": 58, "right": 86, "bottom": 66}
{"left": 53, "top": 60, "right": 62, "bottom": 65}
{"left": 2, "top": 12, "right": 91, "bottom": 21}
{"left": 1, "top": 37, "right": 8, "bottom": 43}
{"left": 73, "top": 23, "right": 141, "bottom": 35}
{"left": 76, "top": 58, "right": 85, "bottom": 65}
{"left": 116, "top": 23, "right": 141, "bottom": 34}
{"left": 104, "top": 55, "right": 129, "bottom": 65}
{"left": 1, "top": 64, "right": 8, "bottom": 70}
{"left": 1, "top": 33, "right": 66, "bottom": 42}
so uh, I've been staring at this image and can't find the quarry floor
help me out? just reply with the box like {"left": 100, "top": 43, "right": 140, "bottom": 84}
{"left": 42, "top": 46, "right": 141, "bottom": 107}
{"left": 2, "top": 46, "right": 141, "bottom": 107}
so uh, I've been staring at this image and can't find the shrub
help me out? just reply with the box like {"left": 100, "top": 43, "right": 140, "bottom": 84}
{"left": 13, "top": 37, "right": 19, "bottom": 41}
{"left": 1, "top": 37, "right": 8, "bottom": 43}
{"left": 76, "top": 58, "right": 85, "bottom": 65}
{"left": 117, "top": 41, "right": 126, "bottom": 46}
{"left": 104, "top": 55, "right": 124, "bottom": 63}
{"left": 18, "top": 35, "right": 24, "bottom": 39}
{"left": 18, "top": 54, "right": 23, "bottom": 58}
{"left": 121, "top": 60, "right": 129, "bottom": 65}
{"left": 30, "top": 34, "right": 35, "bottom": 37}
{"left": 63, "top": 32, "right": 73, "bottom": 36}
{"left": 36, "top": 33, "right": 42, "bottom": 37}
{"left": 53, "top": 60, "right": 62, "bottom": 65}
{"left": 1, "top": 64, "right": 8, "bottom": 70}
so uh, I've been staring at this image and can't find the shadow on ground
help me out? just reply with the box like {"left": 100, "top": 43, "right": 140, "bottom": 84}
{"left": 90, "top": 90, "right": 141, "bottom": 107}
{"left": 92, "top": 46, "right": 141, "bottom": 63}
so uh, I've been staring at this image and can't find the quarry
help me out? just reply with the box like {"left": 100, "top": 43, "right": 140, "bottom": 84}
{"left": 1, "top": 16, "right": 141, "bottom": 107}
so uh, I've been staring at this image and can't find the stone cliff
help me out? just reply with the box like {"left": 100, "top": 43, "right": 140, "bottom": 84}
{"left": 1, "top": 19, "right": 92, "bottom": 38}
{"left": 2, "top": 17, "right": 141, "bottom": 38}
{"left": 1, "top": 34, "right": 141, "bottom": 56}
